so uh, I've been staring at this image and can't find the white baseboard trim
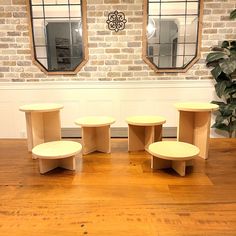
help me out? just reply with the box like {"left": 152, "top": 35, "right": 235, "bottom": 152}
{"left": 61, "top": 127, "right": 177, "bottom": 138}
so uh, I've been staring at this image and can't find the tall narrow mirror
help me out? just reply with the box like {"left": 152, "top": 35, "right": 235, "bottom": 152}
{"left": 27, "top": 0, "right": 88, "bottom": 75}
{"left": 143, "top": 0, "right": 203, "bottom": 72}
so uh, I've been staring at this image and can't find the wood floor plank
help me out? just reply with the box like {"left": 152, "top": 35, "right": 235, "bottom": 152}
{"left": 0, "top": 138, "right": 236, "bottom": 236}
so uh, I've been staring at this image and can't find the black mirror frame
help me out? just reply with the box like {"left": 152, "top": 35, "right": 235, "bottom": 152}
{"left": 27, "top": 0, "right": 88, "bottom": 75}
{"left": 142, "top": 0, "right": 204, "bottom": 73}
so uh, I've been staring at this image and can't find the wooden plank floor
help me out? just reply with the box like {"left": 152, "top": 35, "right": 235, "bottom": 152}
{"left": 0, "top": 138, "right": 236, "bottom": 236}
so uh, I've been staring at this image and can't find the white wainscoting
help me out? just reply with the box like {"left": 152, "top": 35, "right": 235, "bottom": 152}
{"left": 0, "top": 80, "right": 225, "bottom": 138}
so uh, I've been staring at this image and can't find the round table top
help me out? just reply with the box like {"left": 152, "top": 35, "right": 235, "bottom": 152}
{"left": 174, "top": 102, "right": 219, "bottom": 112}
{"left": 126, "top": 115, "right": 166, "bottom": 126}
{"left": 75, "top": 116, "right": 116, "bottom": 127}
{"left": 148, "top": 141, "right": 200, "bottom": 161}
{"left": 32, "top": 141, "right": 82, "bottom": 159}
{"left": 19, "top": 103, "right": 64, "bottom": 112}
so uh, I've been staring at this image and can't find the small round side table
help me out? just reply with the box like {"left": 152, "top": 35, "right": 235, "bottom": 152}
{"left": 75, "top": 116, "right": 116, "bottom": 155}
{"left": 148, "top": 141, "right": 200, "bottom": 176}
{"left": 126, "top": 115, "right": 166, "bottom": 151}
{"left": 32, "top": 141, "right": 82, "bottom": 174}
{"left": 174, "top": 102, "right": 218, "bottom": 159}
{"left": 19, "top": 103, "right": 63, "bottom": 152}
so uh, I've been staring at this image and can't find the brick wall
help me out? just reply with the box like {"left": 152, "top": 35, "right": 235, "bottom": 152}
{"left": 0, "top": 0, "right": 235, "bottom": 82}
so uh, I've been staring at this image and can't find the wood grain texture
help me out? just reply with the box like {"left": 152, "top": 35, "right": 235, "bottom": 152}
{"left": 0, "top": 138, "right": 236, "bottom": 235}
{"left": 177, "top": 110, "right": 212, "bottom": 159}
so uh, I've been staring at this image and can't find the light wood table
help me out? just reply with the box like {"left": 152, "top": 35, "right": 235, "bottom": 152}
{"left": 148, "top": 141, "right": 200, "bottom": 176}
{"left": 175, "top": 102, "right": 219, "bottom": 159}
{"left": 32, "top": 141, "right": 82, "bottom": 174}
{"left": 19, "top": 103, "right": 63, "bottom": 152}
{"left": 74, "top": 116, "right": 116, "bottom": 155}
{"left": 126, "top": 116, "right": 166, "bottom": 151}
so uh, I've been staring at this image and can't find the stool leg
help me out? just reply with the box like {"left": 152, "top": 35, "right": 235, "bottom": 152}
{"left": 39, "top": 159, "right": 59, "bottom": 174}
{"left": 26, "top": 112, "right": 44, "bottom": 153}
{"left": 154, "top": 125, "right": 163, "bottom": 141}
{"left": 43, "top": 111, "right": 61, "bottom": 142}
{"left": 178, "top": 111, "right": 210, "bottom": 159}
{"left": 59, "top": 156, "right": 76, "bottom": 171}
{"left": 178, "top": 111, "right": 194, "bottom": 143}
{"left": 151, "top": 156, "right": 171, "bottom": 169}
{"left": 172, "top": 160, "right": 186, "bottom": 176}
{"left": 82, "top": 127, "right": 97, "bottom": 155}
{"left": 96, "top": 125, "right": 111, "bottom": 153}
{"left": 128, "top": 125, "right": 145, "bottom": 151}
{"left": 193, "top": 112, "right": 211, "bottom": 159}
{"left": 186, "top": 159, "right": 193, "bottom": 166}
{"left": 144, "top": 126, "right": 155, "bottom": 151}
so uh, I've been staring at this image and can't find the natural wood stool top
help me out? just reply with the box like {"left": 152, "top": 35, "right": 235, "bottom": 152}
{"left": 19, "top": 103, "right": 64, "bottom": 112}
{"left": 174, "top": 102, "right": 219, "bottom": 112}
{"left": 32, "top": 141, "right": 82, "bottom": 159}
{"left": 126, "top": 115, "right": 166, "bottom": 126}
{"left": 75, "top": 116, "right": 116, "bottom": 127}
{"left": 148, "top": 141, "right": 200, "bottom": 161}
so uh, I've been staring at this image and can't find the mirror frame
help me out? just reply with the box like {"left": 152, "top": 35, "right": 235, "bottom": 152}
{"left": 142, "top": 0, "right": 204, "bottom": 73}
{"left": 26, "top": 0, "right": 88, "bottom": 75}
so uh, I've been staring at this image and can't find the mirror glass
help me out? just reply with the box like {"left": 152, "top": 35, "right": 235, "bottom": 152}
{"left": 145, "top": 0, "right": 202, "bottom": 71}
{"left": 29, "top": 0, "right": 86, "bottom": 73}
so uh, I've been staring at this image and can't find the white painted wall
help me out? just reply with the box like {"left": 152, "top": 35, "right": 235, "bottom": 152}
{"left": 0, "top": 80, "right": 226, "bottom": 138}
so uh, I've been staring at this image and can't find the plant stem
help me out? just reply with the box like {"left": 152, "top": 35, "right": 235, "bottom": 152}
{"left": 229, "top": 93, "right": 233, "bottom": 138}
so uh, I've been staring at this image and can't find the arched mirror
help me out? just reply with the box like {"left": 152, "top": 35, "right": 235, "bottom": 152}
{"left": 27, "top": 0, "right": 88, "bottom": 75}
{"left": 143, "top": 0, "right": 203, "bottom": 72}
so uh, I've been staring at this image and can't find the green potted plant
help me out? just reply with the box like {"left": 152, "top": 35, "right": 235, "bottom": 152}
{"left": 205, "top": 10, "right": 236, "bottom": 138}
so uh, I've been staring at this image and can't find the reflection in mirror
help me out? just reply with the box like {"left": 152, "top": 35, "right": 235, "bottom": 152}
{"left": 143, "top": 0, "right": 203, "bottom": 72}
{"left": 28, "top": 0, "right": 87, "bottom": 74}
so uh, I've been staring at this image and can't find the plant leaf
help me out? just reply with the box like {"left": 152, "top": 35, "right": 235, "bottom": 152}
{"left": 215, "top": 114, "right": 228, "bottom": 123}
{"left": 230, "top": 50, "right": 236, "bottom": 60}
{"left": 230, "top": 97, "right": 236, "bottom": 104}
{"left": 225, "top": 84, "right": 236, "bottom": 95}
{"left": 220, "top": 59, "right": 236, "bottom": 75}
{"left": 222, "top": 41, "right": 230, "bottom": 48}
{"left": 211, "top": 65, "right": 222, "bottom": 79}
{"left": 231, "top": 41, "right": 236, "bottom": 48}
{"left": 218, "top": 108, "right": 231, "bottom": 117}
{"left": 228, "top": 103, "right": 236, "bottom": 110}
{"left": 212, "top": 46, "right": 225, "bottom": 52}
{"left": 206, "top": 52, "right": 227, "bottom": 64}
{"left": 215, "top": 80, "right": 230, "bottom": 98}
{"left": 219, "top": 103, "right": 235, "bottom": 116}
{"left": 218, "top": 72, "right": 231, "bottom": 81}
{"left": 230, "top": 9, "right": 236, "bottom": 19}
{"left": 212, "top": 122, "right": 230, "bottom": 132}
{"left": 211, "top": 101, "right": 226, "bottom": 106}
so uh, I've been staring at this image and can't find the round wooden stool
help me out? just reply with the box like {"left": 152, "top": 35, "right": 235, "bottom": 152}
{"left": 148, "top": 141, "right": 200, "bottom": 176}
{"left": 32, "top": 141, "right": 82, "bottom": 174}
{"left": 126, "top": 116, "right": 166, "bottom": 151}
{"left": 75, "top": 116, "right": 116, "bottom": 155}
{"left": 174, "top": 102, "right": 218, "bottom": 159}
{"left": 19, "top": 103, "right": 64, "bottom": 152}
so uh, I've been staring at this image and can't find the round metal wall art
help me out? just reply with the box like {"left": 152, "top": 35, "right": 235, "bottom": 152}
{"left": 106, "top": 10, "right": 127, "bottom": 32}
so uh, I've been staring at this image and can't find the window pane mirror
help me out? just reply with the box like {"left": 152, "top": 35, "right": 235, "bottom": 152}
{"left": 143, "top": 0, "right": 203, "bottom": 72}
{"left": 27, "top": 0, "right": 88, "bottom": 75}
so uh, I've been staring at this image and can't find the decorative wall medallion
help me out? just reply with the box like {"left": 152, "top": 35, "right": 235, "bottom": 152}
{"left": 106, "top": 10, "right": 127, "bottom": 32}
